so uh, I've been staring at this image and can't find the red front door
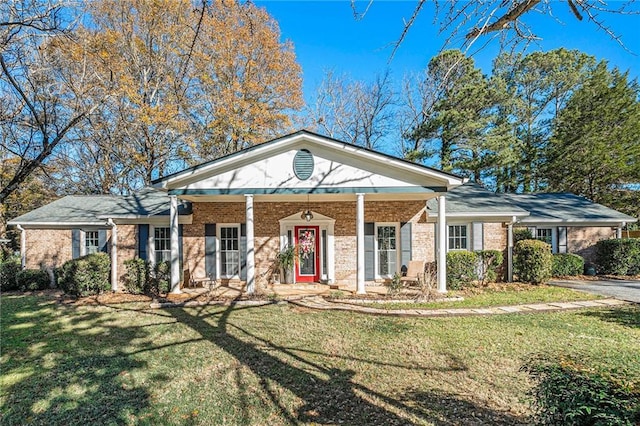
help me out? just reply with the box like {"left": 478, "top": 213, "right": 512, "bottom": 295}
{"left": 294, "top": 226, "right": 320, "bottom": 282}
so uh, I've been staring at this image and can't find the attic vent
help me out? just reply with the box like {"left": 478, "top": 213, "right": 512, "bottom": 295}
{"left": 293, "top": 149, "right": 314, "bottom": 180}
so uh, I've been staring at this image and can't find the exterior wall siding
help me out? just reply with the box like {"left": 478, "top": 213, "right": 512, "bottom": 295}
{"left": 483, "top": 223, "right": 507, "bottom": 251}
{"left": 568, "top": 226, "right": 616, "bottom": 263}
{"left": 185, "top": 200, "right": 429, "bottom": 288}
{"left": 24, "top": 229, "right": 74, "bottom": 270}
{"left": 116, "top": 225, "right": 137, "bottom": 285}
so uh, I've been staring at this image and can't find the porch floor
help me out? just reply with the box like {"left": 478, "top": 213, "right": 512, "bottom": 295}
{"left": 178, "top": 282, "right": 390, "bottom": 299}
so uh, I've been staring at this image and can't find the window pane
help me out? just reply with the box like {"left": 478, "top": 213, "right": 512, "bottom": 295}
{"left": 220, "top": 226, "right": 240, "bottom": 277}
{"left": 377, "top": 225, "right": 397, "bottom": 276}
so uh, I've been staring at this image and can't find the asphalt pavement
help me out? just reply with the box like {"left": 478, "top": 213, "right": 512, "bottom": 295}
{"left": 550, "top": 278, "right": 640, "bottom": 303}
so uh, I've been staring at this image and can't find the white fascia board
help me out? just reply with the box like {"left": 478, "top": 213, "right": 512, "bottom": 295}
{"left": 98, "top": 215, "right": 193, "bottom": 225}
{"left": 8, "top": 221, "right": 108, "bottom": 228}
{"left": 445, "top": 211, "right": 529, "bottom": 218}
{"left": 517, "top": 219, "right": 634, "bottom": 227}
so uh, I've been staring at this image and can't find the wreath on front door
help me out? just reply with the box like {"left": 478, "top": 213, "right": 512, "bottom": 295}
{"left": 298, "top": 230, "right": 315, "bottom": 260}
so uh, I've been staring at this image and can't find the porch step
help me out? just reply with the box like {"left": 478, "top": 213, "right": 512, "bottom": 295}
{"left": 268, "top": 283, "right": 331, "bottom": 290}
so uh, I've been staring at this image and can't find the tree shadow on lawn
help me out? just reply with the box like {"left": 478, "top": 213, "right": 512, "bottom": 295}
{"left": 0, "top": 296, "right": 161, "bottom": 425}
{"left": 168, "top": 303, "right": 528, "bottom": 425}
{"left": 580, "top": 305, "right": 640, "bottom": 329}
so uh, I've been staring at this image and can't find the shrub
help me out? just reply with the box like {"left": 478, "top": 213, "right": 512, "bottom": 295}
{"left": 514, "top": 239, "right": 552, "bottom": 284}
{"left": 552, "top": 253, "right": 585, "bottom": 277}
{"left": 595, "top": 238, "right": 640, "bottom": 275}
{"left": 514, "top": 228, "right": 533, "bottom": 245}
{"left": 0, "top": 256, "right": 21, "bottom": 291}
{"left": 447, "top": 251, "right": 479, "bottom": 290}
{"left": 151, "top": 261, "right": 171, "bottom": 294}
{"left": 476, "top": 250, "right": 504, "bottom": 284}
{"left": 16, "top": 269, "right": 50, "bottom": 291}
{"left": 522, "top": 353, "right": 640, "bottom": 425}
{"left": 123, "top": 258, "right": 149, "bottom": 294}
{"left": 58, "top": 252, "right": 111, "bottom": 296}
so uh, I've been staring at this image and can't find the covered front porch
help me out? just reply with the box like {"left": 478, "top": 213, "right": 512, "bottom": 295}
{"left": 151, "top": 131, "right": 466, "bottom": 295}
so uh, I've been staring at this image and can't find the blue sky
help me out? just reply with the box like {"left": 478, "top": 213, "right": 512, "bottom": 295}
{"left": 254, "top": 1, "right": 640, "bottom": 102}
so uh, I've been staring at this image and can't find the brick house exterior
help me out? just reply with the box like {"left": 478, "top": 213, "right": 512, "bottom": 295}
{"left": 8, "top": 131, "right": 636, "bottom": 292}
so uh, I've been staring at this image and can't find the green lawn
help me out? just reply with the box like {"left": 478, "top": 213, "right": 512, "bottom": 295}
{"left": 1, "top": 293, "right": 638, "bottom": 425}
{"left": 361, "top": 284, "right": 602, "bottom": 310}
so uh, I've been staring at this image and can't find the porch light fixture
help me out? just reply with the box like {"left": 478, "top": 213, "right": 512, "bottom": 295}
{"left": 301, "top": 194, "right": 313, "bottom": 222}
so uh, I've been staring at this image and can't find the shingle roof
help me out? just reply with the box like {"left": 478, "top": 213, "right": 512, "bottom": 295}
{"left": 8, "top": 187, "right": 192, "bottom": 225}
{"left": 427, "top": 183, "right": 529, "bottom": 217}
{"left": 503, "top": 193, "right": 636, "bottom": 224}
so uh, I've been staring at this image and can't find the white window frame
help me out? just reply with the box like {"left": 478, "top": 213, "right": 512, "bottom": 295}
{"left": 375, "top": 222, "right": 400, "bottom": 279}
{"left": 217, "top": 224, "right": 241, "bottom": 279}
{"left": 84, "top": 230, "right": 100, "bottom": 255}
{"left": 152, "top": 226, "right": 171, "bottom": 264}
{"left": 447, "top": 224, "right": 469, "bottom": 251}
{"left": 535, "top": 227, "right": 557, "bottom": 253}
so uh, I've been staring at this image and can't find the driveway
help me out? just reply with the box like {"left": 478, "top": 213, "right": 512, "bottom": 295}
{"left": 550, "top": 278, "right": 640, "bottom": 303}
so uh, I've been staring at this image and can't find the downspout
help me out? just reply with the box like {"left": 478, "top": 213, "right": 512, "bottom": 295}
{"left": 107, "top": 219, "right": 118, "bottom": 292}
{"left": 16, "top": 224, "right": 26, "bottom": 270}
{"left": 507, "top": 216, "right": 516, "bottom": 283}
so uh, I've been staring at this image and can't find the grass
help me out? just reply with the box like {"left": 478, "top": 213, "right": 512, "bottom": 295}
{"left": 367, "top": 284, "right": 602, "bottom": 310}
{"left": 1, "top": 293, "right": 638, "bottom": 425}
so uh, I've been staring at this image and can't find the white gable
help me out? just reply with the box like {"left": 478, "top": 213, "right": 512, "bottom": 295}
{"left": 182, "top": 149, "right": 436, "bottom": 190}
{"left": 154, "top": 132, "right": 465, "bottom": 198}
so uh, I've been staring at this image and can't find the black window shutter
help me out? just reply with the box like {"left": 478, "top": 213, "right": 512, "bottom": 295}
{"left": 240, "top": 224, "right": 247, "bottom": 280}
{"left": 364, "top": 223, "right": 375, "bottom": 280}
{"left": 138, "top": 224, "right": 149, "bottom": 260}
{"left": 72, "top": 229, "right": 81, "bottom": 259}
{"left": 205, "top": 224, "right": 217, "bottom": 279}
{"left": 178, "top": 224, "right": 184, "bottom": 268}
{"left": 98, "top": 229, "right": 108, "bottom": 253}
{"left": 400, "top": 222, "right": 412, "bottom": 270}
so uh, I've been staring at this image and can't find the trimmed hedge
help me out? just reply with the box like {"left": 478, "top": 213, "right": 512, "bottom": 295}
{"left": 522, "top": 353, "right": 640, "bottom": 425}
{"left": 123, "top": 259, "right": 171, "bottom": 295}
{"left": 16, "top": 269, "right": 50, "bottom": 291}
{"left": 595, "top": 238, "right": 640, "bottom": 275}
{"left": 58, "top": 252, "right": 111, "bottom": 296}
{"left": 123, "top": 258, "right": 149, "bottom": 294}
{"left": 447, "top": 251, "right": 479, "bottom": 290}
{"left": 552, "top": 253, "right": 585, "bottom": 277}
{"left": 514, "top": 239, "right": 553, "bottom": 284}
{"left": 514, "top": 227, "right": 533, "bottom": 245}
{"left": 476, "top": 250, "right": 504, "bottom": 284}
{"left": 152, "top": 261, "right": 171, "bottom": 294}
{"left": 0, "top": 256, "right": 21, "bottom": 291}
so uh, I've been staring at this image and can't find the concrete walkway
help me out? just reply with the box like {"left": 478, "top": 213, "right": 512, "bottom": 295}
{"left": 551, "top": 278, "right": 640, "bottom": 303}
{"left": 290, "top": 296, "right": 628, "bottom": 317}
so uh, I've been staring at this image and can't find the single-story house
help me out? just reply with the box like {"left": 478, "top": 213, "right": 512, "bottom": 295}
{"left": 7, "top": 130, "right": 636, "bottom": 294}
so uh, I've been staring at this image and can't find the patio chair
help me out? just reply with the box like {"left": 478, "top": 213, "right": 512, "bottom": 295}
{"left": 400, "top": 260, "right": 426, "bottom": 287}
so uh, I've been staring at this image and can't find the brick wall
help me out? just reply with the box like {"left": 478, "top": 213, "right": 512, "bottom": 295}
{"left": 116, "top": 225, "right": 137, "bottom": 285}
{"left": 186, "top": 200, "right": 429, "bottom": 287}
{"left": 568, "top": 226, "right": 616, "bottom": 263}
{"left": 24, "top": 229, "right": 73, "bottom": 270}
{"left": 483, "top": 223, "right": 507, "bottom": 251}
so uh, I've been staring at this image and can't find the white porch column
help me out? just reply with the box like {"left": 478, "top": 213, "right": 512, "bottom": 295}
{"left": 169, "top": 195, "right": 181, "bottom": 294}
{"left": 245, "top": 194, "right": 256, "bottom": 294}
{"left": 617, "top": 222, "right": 625, "bottom": 239}
{"left": 507, "top": 221, "right": 514, "bottom": 283}
{"left": 356, "top": 193, "right": 366, "bottom": 294}
{"left": 108, "top": 219, "right": 118, "bottom": 291}
{"left": 17, "top": 224, "right": 25, "bottom": 269}
{"left": 437, "top": 195, "right": 447, "bottom": 293}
